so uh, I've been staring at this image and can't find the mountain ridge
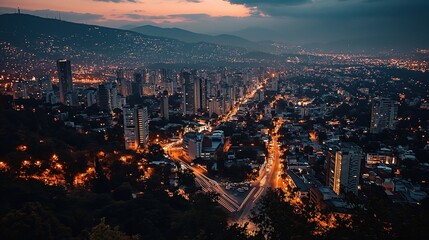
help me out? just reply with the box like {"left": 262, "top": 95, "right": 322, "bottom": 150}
{"left": 0, "top": 13, "right": 250, "bottom": 70}
{"left": 130, "top": 25, "right": 270, "bottom": 52}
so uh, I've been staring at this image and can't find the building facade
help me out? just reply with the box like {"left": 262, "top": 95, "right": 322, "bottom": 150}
{"left": 160, "top": 90, "right": 169, "bottom": 120}
{"left": 182, "top": 132, "right": 203, "bottom": 160}
{"left": 123, "top": 105, "right": 149, "bottom": 150}
{"left": 56, "top": 59, "right": 73, "bottom": 104}
{"left": 370, "top": 98, "right": 398, "bottom": 134}
{"left": 332, "top": 143, "right": 363, "bottom": 195}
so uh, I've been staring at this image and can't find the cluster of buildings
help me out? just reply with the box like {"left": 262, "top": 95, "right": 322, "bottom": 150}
{"left": 179, "top": 69, "right": 261, "bottom": 117}
{"left": 5, "top": 55, "right": 429, "bottom": 209}
{"left": 263, "top": 72, "right": 429, "bottom": 212}
{"left": 182, "top": 130, "right": 224, "bottom": 160}
{"left": 8, "top": 60, "right": 271, "bottom": 154}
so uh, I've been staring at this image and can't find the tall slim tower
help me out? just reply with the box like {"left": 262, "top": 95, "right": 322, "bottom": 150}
{"left": 98, "top": 84, "right": 112, "bottom": 113}
{"left": 194, "top": 78, "right": 201, "bottom": 114}
{"left": 132, "top": 72, "right": 143, "bottom": 97}
{"left": 161, "top": 90, "right": 169, "bottom": 120}
{"left": 332, "top": 143, "right": 362, "bottom": 195}
{"left": 136, "top": 106, "right": 149, "bottom": 148}
{"left": 123, "top": 105, "right": 149, "bottom": 150}
{"left": 56, "top": 59, "right": 73, "bottom": 104}
{"left": 370, "top": 98, "right": 398, "bottom": 134}
{"left": 181, "top": 71, "right": 195, "bottom": 115}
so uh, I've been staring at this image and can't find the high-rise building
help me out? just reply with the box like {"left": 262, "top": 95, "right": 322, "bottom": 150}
{"left": 200, "top": 78, "right": 208, "bottom": 111}
{"left": 326, "top": 146, "right": 338, "bottom": 189}
{"left": 109, "top": 82, "right": 118, "bottom": 110}
{"left": 194, "top": 78, "right": 201, "bottom": 113}
{"left": 98, "top": 82, "right": 120, "bottom": 112}
{"left": 208, "top": 97, "right": 222, "bottom": 117}
{"left": 132, "top": 72, "right": 143, "bottom": 97}
{"left": 123, "top": 105, "right": 149, "bottom": 150}
{"left": 160, "top": 90, "right": 169, "bottom": 120}
{"left": 56, "top": 59, "right": 73, "bottom": 104}
{"left": 118, "top": 78, "right": 132, "bottom": 97}
{"left": 98, "top": 84, "right": 111, "bottom": 113}
{"left": 182, "top": 71, "right": 195, "bottom": 115}
{"left": 370, "top": 98, "right": 398, "bottom": 134}
{"left": 136, "top": 106, "right": 149, "bottom": 149}
{"left": 194, "top": 78, "right": 208, "bottom": 114}
{"left": 85, "top": 89, "right": 97, "bottom": 107}
{"left": 332, "top": 143, "right": 363, "bottom": 195}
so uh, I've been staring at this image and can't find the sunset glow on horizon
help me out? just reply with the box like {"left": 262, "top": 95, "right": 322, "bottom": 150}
{"left": 0, "top": 0, "right": 251, "bottom": 24}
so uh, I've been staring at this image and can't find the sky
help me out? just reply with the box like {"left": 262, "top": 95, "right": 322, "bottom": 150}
{"left": 0, "top": 0, "right": 428, "bottom": 47}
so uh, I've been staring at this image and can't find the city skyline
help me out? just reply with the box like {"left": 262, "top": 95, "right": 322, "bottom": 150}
{"left": 1, "top": 0, "right": 429, "bottom": 239}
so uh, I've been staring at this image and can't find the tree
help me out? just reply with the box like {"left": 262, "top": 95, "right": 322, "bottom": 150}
{"left": 145, "top": 144, "right": 165, "bottom": 162}
{"left": 0, "top": 202, "right": 72, "bottom": 240}
{"left": 112, "top": 182, "right": 133, "bottom": 201}
{"left": 177, "top": 168, "right": 196, "bottom": 189}
{"left": 92, "top": 157, "right": 110, "bottom": 194}
{"left": 223, "top": 223, "right": 250, "bottom": 240}
{"left": 89, "top": 218, "right": 139, "bottom": 240}
{"left": 250, "top": 188, "right": 314, "bottom": 240}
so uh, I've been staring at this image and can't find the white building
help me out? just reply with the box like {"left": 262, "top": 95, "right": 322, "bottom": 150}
{"left": 124, "top": 105, "right": 149, "bottom": 151}
{"left": 333, "top": 143, "right": 363, "bottom": 195}
{"left": 182, "top": 132, "right": 203, "bottom": 160}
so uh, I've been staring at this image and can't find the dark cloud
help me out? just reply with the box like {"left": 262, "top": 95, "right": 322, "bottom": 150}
{"left": 169, "top": 14, "right": 210, "bottom": 20}
{"left": 92, "top": 0, "right": 137, "bottom": 3}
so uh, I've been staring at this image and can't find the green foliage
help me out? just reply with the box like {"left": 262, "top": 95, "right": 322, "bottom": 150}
{"left": 177, "top": 168, "right": 196, "bottom": 189}
{"left": 145, "top": 144, "right": 165, "bottom": 162}
{"left": 250, "top": 188, "right": 314, "bottom": 240}
{"left": 89, "top": 218, "right": 139, "bottom": 240}
{"left": 0, "top": 202, "right": 72, "bottom": 240}
{"left": 0, "top": 174, "right": 248, "bottom": 240}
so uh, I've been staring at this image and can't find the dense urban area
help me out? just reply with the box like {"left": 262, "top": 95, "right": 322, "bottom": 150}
{"left": 1, "top": 13, "right": 429, "bottom": 240}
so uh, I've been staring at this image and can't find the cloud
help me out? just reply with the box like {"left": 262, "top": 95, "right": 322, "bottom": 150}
{"left": 169, "top": 13, "right": 210, "bottom": 20}
{"left": 182, "top": 0, "right": 202, "bottom": 2}
{"left": 92, "top": 0, "right": 137, "bottom": 3}
{"left": 227, "top": 0, "right": 311, "bottom": 6}
{"left": 116, "top": 13, "right": 211, "bottom": 22}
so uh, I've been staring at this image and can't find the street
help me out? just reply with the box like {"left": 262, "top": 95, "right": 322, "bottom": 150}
{"left": 163, "top": 78, "right": 286, "bottom": 222}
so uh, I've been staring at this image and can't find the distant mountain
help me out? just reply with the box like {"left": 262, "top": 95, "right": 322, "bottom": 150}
{"left": 231, "top": 27, "right": 283, "bottom": 42}
{"left": 0, "top": 13, "right": 249, "bottom": 74}
{"left": 131, "top": 25, "right": 269, "bottom": 51}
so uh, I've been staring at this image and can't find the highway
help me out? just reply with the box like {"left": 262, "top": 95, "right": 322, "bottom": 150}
{"left": 166, "top": 147, "right": 240, "bottom": 212}
{"left": 163, "top": 78, "right": 286, "bottom": 219}
{"left": 233, "top": 118, "right": 285, "bottom": 222}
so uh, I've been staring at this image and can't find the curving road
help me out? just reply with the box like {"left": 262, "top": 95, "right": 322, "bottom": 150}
{"left": 164, "top": 78, "right": 285, "bottom": 221}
